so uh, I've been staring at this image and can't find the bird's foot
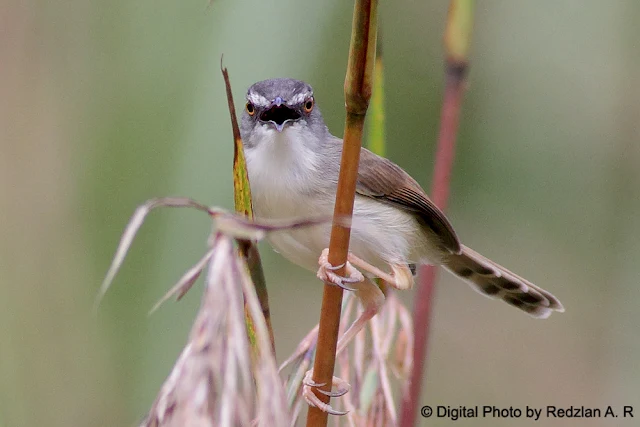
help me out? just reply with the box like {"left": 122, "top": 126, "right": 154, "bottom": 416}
{"left": 302, "top": 369, "right": 350, "bottom": 416}
{"left": 317, "top": 248, "right": 364, "bottom": 291}
{"left": 346, "top": 253, "right": 415, "bottom": 291}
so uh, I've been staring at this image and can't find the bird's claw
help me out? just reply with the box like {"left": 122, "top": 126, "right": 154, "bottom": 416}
{"left": 302, "top": 369, "right": 351, "bottom": 416}
{"left": 317, "top": 248, "right": 364, "bottom": 291}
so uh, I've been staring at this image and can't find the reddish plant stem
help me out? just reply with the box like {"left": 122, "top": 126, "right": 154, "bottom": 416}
{"left": 400, "top": 62, "right": 468, "bottom": 427}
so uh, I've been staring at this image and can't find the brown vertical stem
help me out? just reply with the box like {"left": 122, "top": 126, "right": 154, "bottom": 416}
{"left": 305, "top": 0, "right": 378, "bottom": 426}
{"left": 400, "top": 0, "right": 474, "bottom": 425}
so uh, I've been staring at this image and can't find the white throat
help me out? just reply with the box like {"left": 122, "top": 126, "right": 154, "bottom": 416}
{"left": 244, "top": 124, "right": 325, "bottom": 220}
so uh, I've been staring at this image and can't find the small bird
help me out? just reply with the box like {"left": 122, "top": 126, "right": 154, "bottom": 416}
{"left": 240, "top": 78, "right": 564, "bottom": 414}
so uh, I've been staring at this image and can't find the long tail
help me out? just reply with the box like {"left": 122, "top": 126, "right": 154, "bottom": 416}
{"left": 442, "top": 245, "right": 564, "bottom": 319}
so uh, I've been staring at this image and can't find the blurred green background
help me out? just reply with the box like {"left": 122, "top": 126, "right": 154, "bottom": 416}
{"left": 1, "top": 1, "right": 639, "bottom": 426}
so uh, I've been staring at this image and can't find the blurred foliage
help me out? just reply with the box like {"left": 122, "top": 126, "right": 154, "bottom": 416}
{"left": 1, "top": 1, "right": 639, "bottom": 426}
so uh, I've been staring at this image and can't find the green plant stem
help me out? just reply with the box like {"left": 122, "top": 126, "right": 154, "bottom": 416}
{"left": 367, "top": 34, "right": 385, "bottom": 157}
{"left": 222, "top": 62, "right": 276, "bottom": 356}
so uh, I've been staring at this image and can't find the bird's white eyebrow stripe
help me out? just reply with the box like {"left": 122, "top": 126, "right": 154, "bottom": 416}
{"left": 247, "top": 93, "right": 270, "bottom": 107}
{"left": 288, "top": 92, "right": 312, "bottom": 105}
{"left": 246, "top": 90, "right": 312, "bottom": 107}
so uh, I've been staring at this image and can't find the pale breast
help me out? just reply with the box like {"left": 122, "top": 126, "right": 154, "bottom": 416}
{"left": 244, "top": 127, "right": 439, "bottom": 274}
{"left": 251, "top": 180, "right": 426, "bottom": 273}
{"left": 248, "top": 158, "right": 335, "bottom": 270}
{"left": 244, "top": 126, "right": 334, "bottom": 269}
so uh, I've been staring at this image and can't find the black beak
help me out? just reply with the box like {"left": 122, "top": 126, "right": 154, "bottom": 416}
{"left": 259, "top": 100, "right": 300, "bottom": 132}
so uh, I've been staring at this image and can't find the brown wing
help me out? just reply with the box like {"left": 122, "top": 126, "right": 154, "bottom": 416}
{"left": 356, "top": 148, "right": 461, "bottom": 254}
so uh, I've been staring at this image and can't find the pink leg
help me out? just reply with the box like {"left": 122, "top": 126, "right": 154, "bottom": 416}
{"left": 306, "top": 250, "right": 386, "bottom": 415}
{"left": 347, "top": 253, "right": 414, "bottom": 290}
{"left": 335, "top": 278, "right": 384, "bottom": 354}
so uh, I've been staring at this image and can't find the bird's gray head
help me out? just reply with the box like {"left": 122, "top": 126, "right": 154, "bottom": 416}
{"left": 240, "top": 78, "right": 329, "bottom": 149}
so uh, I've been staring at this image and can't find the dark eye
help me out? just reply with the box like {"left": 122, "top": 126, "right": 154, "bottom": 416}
{"left": 303, "top": 98, "right": 314, "bottom": 113}
{"left": 246, "top": 102, "right": 255, "bottom": 115}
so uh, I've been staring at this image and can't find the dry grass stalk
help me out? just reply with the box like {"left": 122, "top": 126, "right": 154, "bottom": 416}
{"left": 98, "top": 197, "right": 338, "bottom": 426}
{"left": 141, "top": 232, "right": 288, "bottom": 427}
